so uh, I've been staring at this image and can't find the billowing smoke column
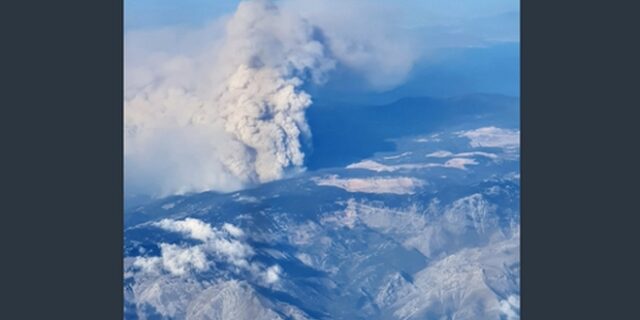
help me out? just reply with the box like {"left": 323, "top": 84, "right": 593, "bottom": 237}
{"left": 208, "top": 0, "right": 334, "bottom": 183}
{"left": 124, "top": 0, "right": 416, "bottom": 197}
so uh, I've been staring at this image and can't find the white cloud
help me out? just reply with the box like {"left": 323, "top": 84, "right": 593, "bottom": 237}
{"left": 158, "top": 243, "right": 209, "bottom": 276}
{"left": 153, "top": 218, "right": 216, "bottom": 242}
{"left": 133, "top": 256, "right": 162, "bottom": 274}
{"left": 500, "top": 295, "right": 521, "bottom": 320}
{"left": 457, "top": 127, "right": 520, "bottom": 149}
{"left": 314, "top": 175, "right": 425, "bottom": 194}
{"left": 147, "top": 218, "right": 255, "bottom": 270}
{"left": 223, "top": 223, "right": 245, "bottom": 238}
{"left": 133, "top": 243, "right": 209, "bottom": 276}
{"left": 135, "top": 218, "right": 290, "bottom": 284}
{"left": 206, "top": 236, "right": 254, "bottom": 268}
{"left": 263, "top": 265, "right": 282, "bottom": 284}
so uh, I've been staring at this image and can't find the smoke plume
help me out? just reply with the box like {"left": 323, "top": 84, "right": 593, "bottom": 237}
{"left": 125, "top": 0, "right": 417, "bottom": 196}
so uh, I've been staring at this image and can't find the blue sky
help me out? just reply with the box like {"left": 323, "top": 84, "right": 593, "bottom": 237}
{"left": 125, "top": 0, "right": 519, "bottom": 32}
{"left": 125, "top": 0, "right": 240, "bottom": 30}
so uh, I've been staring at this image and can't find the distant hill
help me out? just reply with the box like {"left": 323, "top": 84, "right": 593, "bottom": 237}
{"left": 306, "top": 93, "right": 519, "bottom": 169}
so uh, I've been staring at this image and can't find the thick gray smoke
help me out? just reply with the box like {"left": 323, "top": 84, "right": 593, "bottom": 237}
{"left": 125, "top": 0, "right": 418, "bottom": 196}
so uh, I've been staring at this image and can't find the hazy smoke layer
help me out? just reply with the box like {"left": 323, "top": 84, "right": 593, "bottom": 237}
{"left": 125, "top": 0, "right": 417, "bottom": 196}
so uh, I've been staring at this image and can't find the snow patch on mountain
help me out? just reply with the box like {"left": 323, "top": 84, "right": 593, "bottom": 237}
{"left": 457, "top": 127, "right": 519, "bottom": 149}
{"left": 314, "top": 175, "right": 425, "bottom": 194}
{"left": 346, "top": 158, "right": 478, "bottom": 172}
